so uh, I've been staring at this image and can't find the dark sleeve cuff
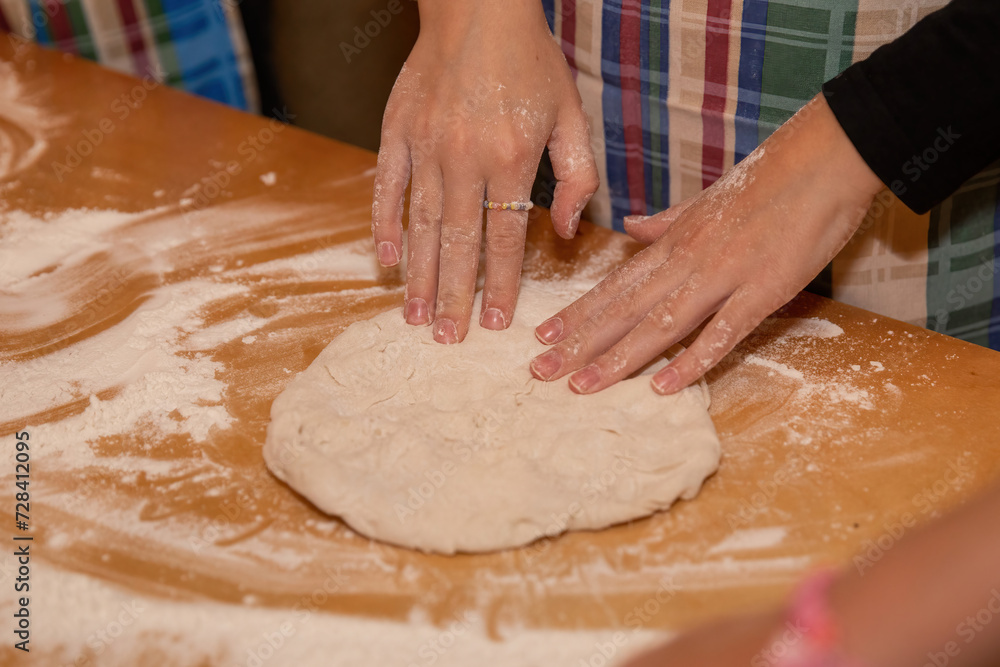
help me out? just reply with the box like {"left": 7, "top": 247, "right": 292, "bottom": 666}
{"left": 821, "top": 69, "right": 930, "bottom": 211}
{"left": 820, "top": 0, "right": 1000, "bottom": 215}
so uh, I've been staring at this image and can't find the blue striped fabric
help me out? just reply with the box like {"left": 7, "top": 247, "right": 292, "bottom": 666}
{"left": 601, "top": 1, "right": 630, "bottom": 231}
{"left": 159, "top": 0, "right": 249, "bottom": 110}
{"left": 0, "top": 0, "right": 256, "bottom": 113}
{"left": 27, "top": 0, "right": 53, "bottom": 44}
{"left": 640, "top": 0, "right": 671, "bottom": 213}
{"left": 734, "top": 0, "right": 767, "bottom": 163}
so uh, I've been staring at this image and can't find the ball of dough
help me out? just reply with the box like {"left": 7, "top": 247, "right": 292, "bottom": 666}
{"left": 264, "top": 287, "right": 720, "bottom": 554}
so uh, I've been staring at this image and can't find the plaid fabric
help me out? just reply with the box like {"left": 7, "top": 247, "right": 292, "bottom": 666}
{"left": 545, "top": 0, "right": 1000, "bottom": 349}
{"left": 0, "top": 0, "right": 258, "bottom": 112}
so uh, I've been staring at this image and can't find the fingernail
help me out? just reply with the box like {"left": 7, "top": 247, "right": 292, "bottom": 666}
{"left": 377, "top": 241, "right": 400, "bottom": 267}
{"left": 652, "top": 367, "right": 680, "bottom": 394}
{"left": 530, "top": 350, "right": 562, "bottom": 380}
{"left": 480, "top": 307, "right": 507, "bottom": 331}
{"left": 434, "top": 318, "right": 458, "bottom": 344}
{"left": 405, "top": 298, "right": 429, "bottom": 325}
{"left": 535, "top": 317, "right": 563, "bottom": 344}
{"left": 569, "top": 364, "right": 601, "bottom": 394}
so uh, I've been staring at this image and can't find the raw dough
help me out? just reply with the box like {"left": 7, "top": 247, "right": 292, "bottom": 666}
{"left": 264, "top": 287, "right": 720, "bottom": 554}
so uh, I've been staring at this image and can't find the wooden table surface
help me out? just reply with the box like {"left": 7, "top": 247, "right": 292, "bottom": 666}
{"left": 2, "top": 41, "right": 1000, "bottom": 665}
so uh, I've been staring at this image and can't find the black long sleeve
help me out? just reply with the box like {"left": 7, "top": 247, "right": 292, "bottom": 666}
{"left": 822, "top": 0, "right": 1000, "bottom": 214}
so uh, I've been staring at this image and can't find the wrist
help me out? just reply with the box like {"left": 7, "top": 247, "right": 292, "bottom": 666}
{"left": 803, "top": 93, "right": 883, "bottom": 205}
{"left": 416, "top": 0, "right": 548, "bottom": 48}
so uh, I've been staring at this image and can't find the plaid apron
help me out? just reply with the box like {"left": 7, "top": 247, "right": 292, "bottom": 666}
{"left": 0, "top": 0, "right": 258, "bottom": 112}
{"left": 545, "top": 0, "right": 1000, "bottom": 349}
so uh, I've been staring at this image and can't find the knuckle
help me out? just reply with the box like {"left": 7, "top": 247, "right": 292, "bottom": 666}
{"left": 576, "top": 164, "right": 600, "bottom": 194}
{"left": 645, "top": 305, "right": 676, "bottom": 336}
{"left": 598, "top": 345, "right": 632, "bottom": 378}
{"left": 435, "top": 284, "right": 474, "bottom": 315}
{"left": 558, "top": 332, "right": 592, "bottom": 364}
{"left": 601, "top": 296, "right": 641, "bottom": 327}
{"left": 492, "top": 129, "right": 533, "bottom": 166}
{"left": 413, "top": 111, "right": 438, "bottom": 142}
{"left": 446, "top": 125, "right": 477, "bottom": 154}
{"left": 407, "top": 206, "right": 438, "bottom": 234}
{"left": 487, "top": 222, "right": 527, "bottom": 257}
{"left": 440, "top": 223, "right": 480, "bottom": 251}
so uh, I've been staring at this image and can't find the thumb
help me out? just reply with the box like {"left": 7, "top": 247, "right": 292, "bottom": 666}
{"left": 547, "top": 105, "right": 599, "bottom": 239}
{"left": 623, "top": 196, "right": 696, "bottom": 244}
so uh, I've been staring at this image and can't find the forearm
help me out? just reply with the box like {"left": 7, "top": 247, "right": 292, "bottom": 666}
{"left": 831, "top": 482, "right": 1000, "bottom": 667}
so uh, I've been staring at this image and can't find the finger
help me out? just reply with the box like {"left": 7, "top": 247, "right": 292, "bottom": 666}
{"left": 563, "top": 279, "right": 729, "bottom": 394}
{"left": 480, "top": 182, "right": 533, "bottom": 331}
{"left": 547, "top": 104, "right": 599, "bottom": 239}
{"left": 533, "top": 239, "right": 674, "bottom": 345}
{"left": 433, "top": 174, "right": 486, "bottom": 344}
{"left": 529, "top": 260, "right": 691, "bottom": 382}
{"left": 650, "top": 286, "right": 786, "bottom": 394}
{"left": 404, "top": 164, "right": 443, "bottom": 325}
{"left": 371, "top": 137, "right": 409, "bottom": 267}
{"left": 624, "top": 196, "right": 696, "bottom": 244}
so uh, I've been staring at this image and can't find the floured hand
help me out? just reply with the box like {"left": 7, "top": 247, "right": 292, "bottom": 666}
{"left": 371, "top": 0, "right": 599, "bottom": 343}
{"left": 529, "top": 94, "right": 883, "bottom": 395}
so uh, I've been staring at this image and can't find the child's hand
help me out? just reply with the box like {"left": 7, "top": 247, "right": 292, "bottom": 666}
{"left": 530, "top": 94, "right": 883, "bottom": 394}
{"left": 371, "top": 0, "right": 598, "bottom": 342}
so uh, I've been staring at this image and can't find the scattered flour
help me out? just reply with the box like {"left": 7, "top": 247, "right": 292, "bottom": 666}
{"left": 1, "top": 278, "right": 247, "bottom": 444}
{"left": 0, "top": 207, "right": 157, "bottom": 290}
{"left": 0, "top": 59, "right": 64, "bottom": 179}
{"left": 756, "top": 316, "right": 844, "bottom": 339}
{"left": 707, "top": 527, "right": 788, "bottom": 555}
{"left": 8, "top": 561, "right": 668, "bottom": 667}
{"left": 745, "top": 354, "right": 805, "bottom": 381}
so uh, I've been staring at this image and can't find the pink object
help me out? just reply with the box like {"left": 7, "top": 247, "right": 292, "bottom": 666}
{"left": 759, "top": 569, "right": 869, "bottom": 667}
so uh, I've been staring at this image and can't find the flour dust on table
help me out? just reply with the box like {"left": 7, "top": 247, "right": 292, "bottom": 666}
{"left": 264, "top": 287, "right": 721, "bottom": 554}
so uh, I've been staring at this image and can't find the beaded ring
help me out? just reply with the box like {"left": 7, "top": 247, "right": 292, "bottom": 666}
{"left": 483, "top": 200, "right": 534, "bottom": 212}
